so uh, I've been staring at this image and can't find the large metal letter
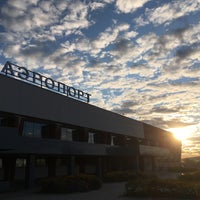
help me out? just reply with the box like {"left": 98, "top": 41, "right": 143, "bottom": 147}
{"left": 18, "top": 67, "right": 29, "bottom": 80}
{"left": 1, "top": 62, "right": 14, "bottom": 76}
{"left": 77, "top": 90, "right": 84, "bottom": 100}
{"left": 68, "top": 87, "right": 76, "bottom": 97}
{"left": 57, "top": 82, "right": 66, "bottom": 94}
{"left": 45, "top": 77, "right": 55, "bottom": 89}
{"left": 32, "top": 72, "right": 43, "bottom": 87}
{"left": 85, "top": 93, "right": 91, "bottom": 103}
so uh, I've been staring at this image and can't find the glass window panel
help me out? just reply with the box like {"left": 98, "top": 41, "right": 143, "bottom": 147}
{"left": 111, "top": 135, "right": 115, "bottom": 146}
{"left": 23, "top": 121, "right": 45, "bottom": 138}
{"left": 88, "top": 132, "right": 95, "bottom": 144}
{"left": 34, "top": 123, "right": 43, "bottom": 138}
{"left": 16, "top": 158, "right": 26, "bottom": 167}
{"left": 23, "top": 121, "right": 34, "bottom": 137}
{"left": 61, "top": 128, "right": 73, "bottom": 141}
{"left": 0, "top": 118, "right": 2, "bottom": 127}
{"left": 36, "top": 158, "right": 46, "bottom": 167}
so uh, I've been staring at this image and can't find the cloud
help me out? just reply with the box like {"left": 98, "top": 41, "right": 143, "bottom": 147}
{"left": 112, "top": 38, "right": 134, "bottom": 56}
{"left": 1, "top": 0, "right": 61, "bottom": 32}
{"left": 170, "top": 27, "right": 189, "bottom": 41}
{"left": 146, "top": 0, "right": 200, "bottom": 26}
{"left": 1, "top": 0, "right": 92, "bottom": 35}
{"left": 0, "top": 0, "right": 94, "bottom": 72}
{"left": 123, "top": 31, "right": 138, "bottom": 39}
{"left": 143, "top": 117, "right": 196, "bottom": 130}
{"left": 116, "top": 0, "right": 150, "bottom": 13}
{"left": 151, "top": 107, "right": 182, "bottom": 114}
{"left": 112, "top": 101, "right": 139, "bottom": 115}
{"left": 175, "top": 44, "right": 200, "bottom": 63}
{"left": 91, "top": 23, "right": 130, "bottom": 54}
{"left": 168, "top": 76, "right": 200, "bottom": 87}
{"left": 89, "top": 2, "right": 105, "bottom": 11}
{"left": 135, "top": 16, "right": 149, "bottom": 27}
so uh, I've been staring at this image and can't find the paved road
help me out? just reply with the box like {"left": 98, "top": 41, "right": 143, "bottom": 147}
{"left": 0, "top": 182, "right": 152, "bottom": 200}
{"left": 0, "top": 173, "right": 180, "bottom": 200}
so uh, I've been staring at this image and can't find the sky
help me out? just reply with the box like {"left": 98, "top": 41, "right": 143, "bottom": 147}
{"left": 0, "top": 0, "right": 200, "bottom": 158}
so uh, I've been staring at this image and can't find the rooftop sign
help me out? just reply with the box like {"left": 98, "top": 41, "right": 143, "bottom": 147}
{"left": 1, "top": 61, "right": 91, "bottom": 103}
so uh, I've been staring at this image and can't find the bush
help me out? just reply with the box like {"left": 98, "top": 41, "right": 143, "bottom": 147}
{"left": 125, "top": 178, "right": 200, "bottom": 199}
{"left": 178, "top": 170, "right": 200, "bottom": 182}
{"left": 169, "top": 166, "right": 197, "bottom": 173}
{"left": 103, "top": 171, "right": 138, "bottom": 182}
{"left": 39, "top": 174, "right": 102, "bottom": 193}
{"left": 103, "top": 171, "right": 156, "bottom": 182}
{"left": 77, "top": 174, "right": 102, "bottom": 190}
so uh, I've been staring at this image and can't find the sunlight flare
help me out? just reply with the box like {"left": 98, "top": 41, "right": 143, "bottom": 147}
{"left": 168, "top": 127, "right": 192, "bottom": 142}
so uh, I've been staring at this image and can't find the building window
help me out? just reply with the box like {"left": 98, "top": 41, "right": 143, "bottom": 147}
{"left": 16, "top": 158, "right": 26, "bottom": 167}
{"left": 36, "top": 158, "right": 46, "bottom": 167}
{"left": 0, "top": 118, "right": 2, "bottom": 127}
{"left": 61, "top": 128, "right": 73, "bottom": 141}
{"left": 111, "top": 135, "right": 115, "bottom": 146}
{"left": 88, "top": 132, "right": 95, "bottom": 144}
{"left": 22, "top": 121, "right": 45, "bottom": 138}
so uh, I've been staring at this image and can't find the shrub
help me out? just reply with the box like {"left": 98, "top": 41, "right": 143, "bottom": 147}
{"left": 137, "top": 171, "right": 157, "bottom": 180}
{"left": 178, "top": 170, "right": 200, "bottom": 182}
{"left": 103, "top": 171, "right": 138, "bottom": 182}
{"left": 125, "top": 178, "right": 200, "bottom": 199}
{"left": 77, "top": 174, "right": 102, "bottom": 190}
{"left": 39, "top": 174, "right": 102, "bottom": 193}
{"left": 169, "top": 166, "right": 197, "bottom": 173}
{"left": 103, "top": 171, "right": 156, "bottom": 182}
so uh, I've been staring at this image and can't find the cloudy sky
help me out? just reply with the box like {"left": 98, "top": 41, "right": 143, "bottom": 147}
{"left": 0, "top": 0, "right": 200, "bottom": 158}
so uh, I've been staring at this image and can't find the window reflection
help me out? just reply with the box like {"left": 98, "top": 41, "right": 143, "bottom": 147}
{"left": 111, "top": 135, "right": 115, "bottom": 146}
{"left": 61, "top": 128, "right": 73, "bottom": 141}
{"left": 22, "top": 121, "right": 45, "bottom": 138}
{"left": 16, "top": 158, "right": 26, "bottom": 167}
{"left": 88, "top": 132, "right": 95, "bottom": 144}
{"left": 0, "top": 118, "right": 2, "bottom": 126}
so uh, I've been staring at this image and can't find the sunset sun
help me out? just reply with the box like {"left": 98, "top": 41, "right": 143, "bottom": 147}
{"left": 169, "top": 127, "right": 191, "bottom": 142}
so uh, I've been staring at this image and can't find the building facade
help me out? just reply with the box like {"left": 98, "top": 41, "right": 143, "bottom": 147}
{"left": 0, "top": 63, "right": 181, "bottom": 188}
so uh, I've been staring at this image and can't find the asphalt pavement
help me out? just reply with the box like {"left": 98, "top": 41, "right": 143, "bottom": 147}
{"left": 0, "top": 172, "right": 180, "bottom": 200}
{"left": 0, "top": 182, "right": 151, "bottom": 200}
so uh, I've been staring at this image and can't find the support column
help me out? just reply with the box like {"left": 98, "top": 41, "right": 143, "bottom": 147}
{"left": 96, "top": 157, "right": 102, "bottom": 178}
{"left": 68, "top": 156, "right": 76, "bottom": 175}
{"left": 3, "top": 157, "right": 16, "bottom": 182}
{"left": 135, "top": 155, "right": 140, "bottom": 172}
{"left": 25, "top": 155, "right": 35, "bottom": 188}
{"left": 152, "top": 156, "right": 156, "bottom": 172}
{"left": 48, "top": 157, "right": 57, "bottom": 177}
{"left": 139, "top": 156, "right": 144, "bottom": 171}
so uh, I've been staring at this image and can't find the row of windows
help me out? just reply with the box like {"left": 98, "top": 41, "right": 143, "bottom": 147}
{"left": 0, "top": 158, "right": 47, "bottom": 168}
{"left": 22, "top": 121, "right": 44, "bottom": 138}
{"left": 22, "top": 121, "right": 117, "bottom": 145}
{"left": 0, "top": 116, "right": 177, "bottom": 150}
{"left": 0, "top": 116, "right": 136, "bottom": 146}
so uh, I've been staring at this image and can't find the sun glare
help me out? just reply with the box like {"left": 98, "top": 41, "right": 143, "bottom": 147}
{"left": 169, "top": 127, "right": 191, "bottom": 142}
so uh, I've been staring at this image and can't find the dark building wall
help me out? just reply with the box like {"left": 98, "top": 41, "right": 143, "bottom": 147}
{"left": 0, "top": 74, "right": 144, "bottom": 139}
{"left": 0, "top": 126, "right": 138, "bottom": 156}
{"left": 142, "top": 123, "right": 182, "bottom": 169}
{"left": 143, "top": 123, "right": 181, "bottom": 147}
{"left": 0, "top": 73, "right": 182, "bottom": 181}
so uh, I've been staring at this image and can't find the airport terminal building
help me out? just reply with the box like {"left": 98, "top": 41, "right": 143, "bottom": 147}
{"left": 0, "top": 62, "right": 181, "bottom": 188}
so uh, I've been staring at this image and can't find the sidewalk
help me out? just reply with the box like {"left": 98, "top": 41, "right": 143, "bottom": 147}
{"left": 0, "top": 182, "right": 150, "bottom": 200}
